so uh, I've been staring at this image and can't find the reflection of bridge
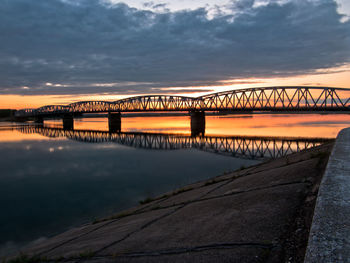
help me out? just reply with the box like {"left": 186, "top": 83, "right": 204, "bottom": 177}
{"left": 14, "top": 87, "right": 350, "bottom": 135}
{"left": 17, "top": 126, "right": 332, "bottom": 160}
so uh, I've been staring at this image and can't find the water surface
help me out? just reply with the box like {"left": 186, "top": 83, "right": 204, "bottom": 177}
{"left": 0, "top": 113, "right": 349, "bottom": 256}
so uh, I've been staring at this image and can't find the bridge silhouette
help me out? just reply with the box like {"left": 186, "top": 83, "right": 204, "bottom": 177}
{"left": 14, "top": 86, "right": 350, "bottom": 135}
{"left": 17, "top": 125, "right": 332, "bottom": 160}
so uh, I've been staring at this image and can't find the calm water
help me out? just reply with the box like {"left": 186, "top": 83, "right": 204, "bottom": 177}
{"left": 1, "top": 113, "right": 350, "bottom": 256}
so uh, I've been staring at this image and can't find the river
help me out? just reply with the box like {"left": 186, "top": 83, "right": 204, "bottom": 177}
{"left": 0, "top": 113, "right": 349, "bottom": 257}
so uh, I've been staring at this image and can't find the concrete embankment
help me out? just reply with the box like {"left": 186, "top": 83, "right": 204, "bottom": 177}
{"left": 305, "top": 128, "right": 350, "bottom": 263}
{"left": 10, "top": 142, "right": 335, "bottom": 263}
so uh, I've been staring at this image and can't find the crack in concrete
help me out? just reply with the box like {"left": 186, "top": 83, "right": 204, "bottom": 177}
{"left": 36, "top": 219, "right": 121, "bottom": 257}
{"left": 81, "top": 205, "right": 186, "bottom": 262}
{"left": 101, "top": 242, "right": 274, "bottom": 258}
{"left": 53, "top": 242, "right": 275, "bottom": 263}
{"left": 153, "top": 180, "right": 310, "bottom": 211}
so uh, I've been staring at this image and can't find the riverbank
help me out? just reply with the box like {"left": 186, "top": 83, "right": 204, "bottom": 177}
{"left": 7, "top": 141, "right": 334, "bottom": 263}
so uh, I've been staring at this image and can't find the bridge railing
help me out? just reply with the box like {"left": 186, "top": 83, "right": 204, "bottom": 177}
{"left": 200, "top": 87, "right": 350, "bottom": 111}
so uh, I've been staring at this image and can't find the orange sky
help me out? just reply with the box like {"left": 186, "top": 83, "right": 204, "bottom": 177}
{"left": 1, "top": 65, "right": 349, "bottom": 110}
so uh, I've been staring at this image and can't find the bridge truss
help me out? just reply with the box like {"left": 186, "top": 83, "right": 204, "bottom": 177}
{"left": 17, "top": 126, "right": 331, "bottom": 160}
{"left": 15, "top": 86, "right": 350, "bottom": 117}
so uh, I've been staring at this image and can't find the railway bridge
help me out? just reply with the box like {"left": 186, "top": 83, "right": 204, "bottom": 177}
{"left": 15, "top": 86, "right": 350, "bottom": 136}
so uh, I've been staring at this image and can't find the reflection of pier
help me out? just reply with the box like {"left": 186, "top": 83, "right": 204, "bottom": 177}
{"left": 17, "top": 126, "right": 332, "bottom": 160}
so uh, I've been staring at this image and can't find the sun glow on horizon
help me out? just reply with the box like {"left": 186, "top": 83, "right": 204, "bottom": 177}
{"left": 1, "top": 65, "right": 349, "bottom": 110}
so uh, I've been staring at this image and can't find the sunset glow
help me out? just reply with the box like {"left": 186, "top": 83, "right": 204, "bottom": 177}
{"left": 1, "top": 66, "right": 350, "bottom": 110}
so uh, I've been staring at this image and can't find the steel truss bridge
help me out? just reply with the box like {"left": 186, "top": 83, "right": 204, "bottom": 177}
{"left": 17, "top": 126, "right": 332, "bottom": 160}
{"left": 15, "top": 86, "right": 350, "bottom": 117}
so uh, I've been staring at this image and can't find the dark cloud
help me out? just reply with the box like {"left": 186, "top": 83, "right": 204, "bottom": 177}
{"left": 143, "top": 1, "right": 169, "bottom": 11}
{"left": 0, "top": 0, "right": 349, "bottom": 95}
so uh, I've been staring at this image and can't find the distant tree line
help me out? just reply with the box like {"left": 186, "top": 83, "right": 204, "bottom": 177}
{"left": 0, "top": 109, "right": 16, "bottom": 118}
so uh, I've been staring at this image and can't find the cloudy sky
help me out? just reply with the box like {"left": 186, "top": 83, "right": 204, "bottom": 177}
{"left": 0, "top": 0, "right": 349, "bottom": 108}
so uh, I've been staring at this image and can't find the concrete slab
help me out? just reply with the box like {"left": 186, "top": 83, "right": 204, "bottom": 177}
{"left": 43, "top": 207, "right": 178, "bottom": 258}
{"left": 102, "top": 184, "right": 306, "bottom": 256}
{"left": 205, "top": 158, "right": 321, "bottom": 199}
{"left": 152, "top": 180, "right": 228, "bottom": 208}
{"left": 21, "top": 221, "right": 111, "bottom": 256}
{"left": 250, "top": 143, "right": 333, "bottom": 175}
{"left": 83, "top": 247, "right": 272, "bottom": 263}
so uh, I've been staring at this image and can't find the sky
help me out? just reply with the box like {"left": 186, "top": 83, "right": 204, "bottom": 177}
{"left": 0, "top": 0, "right": 349, "bottom": 108}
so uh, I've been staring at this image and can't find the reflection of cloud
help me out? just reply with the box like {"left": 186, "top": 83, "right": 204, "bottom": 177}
{"left": 149, "top": 88, "right": 215, "bottom": 94}
{"left": 94, "top": 144, "right": 122, "bottom": 149}
{"left": 217, "top": 80, "right": 265, "bottom": 85}
{"left": 216, "top": 115, "right": 253, "bottom": 119}
{"left": 249, "top": 120, "right": 350, "bottom": 129}
{"left": 0, "top": 0, "right": 349, "bottom": 96}
{"left": 296, "top": 120, "right": 350, "bottom": 126}
{"left": 301, "top": 83, "right": 323, "bottom": 86}
{"left": 124, "top": 127, "right": 187, "bottom": 132}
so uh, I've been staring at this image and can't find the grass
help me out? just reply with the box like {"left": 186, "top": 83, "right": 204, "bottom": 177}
{"left": 92, "top": 210, "right": 132, "bottom": 224}
{"left": 160, "top": 194, "right": 169, "bottom": 199}
{"left": 53, "top": 256, "right": 65, "bottom": 262}
{"left": 138, "top": 186, "right": 194, "bottom": 206}
{"left": 150, "top": 205, "right": 161, "bottom": 210}
{"left": 312, "top": 151, "right": 330, "bottom": 169}
{"left": 112, "top": 249, "right": 130, "bottom": 258}
{"left": 204, "top": 179, "right": 218, "bottom": 186}
{"left": 311, "top": 151, "right": 329, "bottom": 159}
{"left": 173, "top": 186, "right": 193, "bottom": 195}
{"left": 139, "top": 197, "right": 154, "bottom": 205}
{"left": 78, "top": 250, "right": 95, "bottom": 259}
{"left": 5, "top": 254, "right": 48, "bottom": 263}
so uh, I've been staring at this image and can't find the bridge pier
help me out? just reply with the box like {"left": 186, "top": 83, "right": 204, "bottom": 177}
{"left": 108, "top": 112, "right": 121, "bottom": 133}
{"left": 190, "top": 111, "right": 205, "bottom": 137}
{"left": 34, "top": 116, "right": 44, "bottom": 125}
{"left": 63, "top": 115, "right": 74, "bottom": 130}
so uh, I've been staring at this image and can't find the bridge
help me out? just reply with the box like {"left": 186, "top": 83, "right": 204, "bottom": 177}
{"left": 17, "top": 125, "right": 332, "bottom": 160}
{"left": 14, "top": 86, "right": 350, "bottom": 135}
